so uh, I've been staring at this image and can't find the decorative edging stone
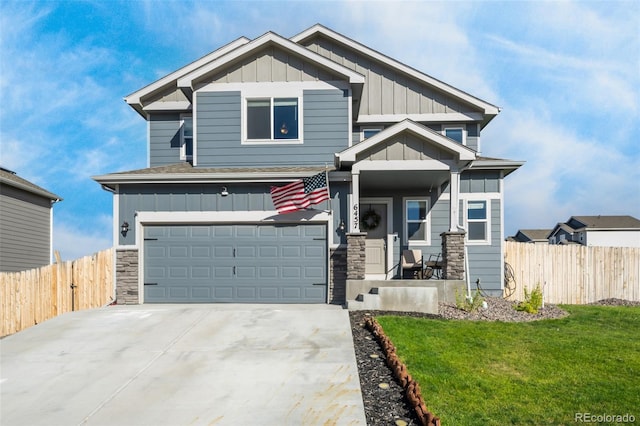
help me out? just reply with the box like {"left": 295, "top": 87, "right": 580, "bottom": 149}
{"left": 365, "top": 317, "right": 441, "bottom": 426}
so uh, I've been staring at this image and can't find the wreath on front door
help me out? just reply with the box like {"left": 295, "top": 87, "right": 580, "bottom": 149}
{"left": 360, "top": 208, "right": 381, "bottom": 231}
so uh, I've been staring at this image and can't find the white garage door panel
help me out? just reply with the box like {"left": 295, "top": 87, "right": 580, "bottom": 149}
{"left": 144, "top": 224, "right": 327, "bottom": 303}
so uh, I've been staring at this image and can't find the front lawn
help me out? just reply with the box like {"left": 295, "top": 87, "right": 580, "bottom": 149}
{"left": 377, "top": 305, "right": 640, "bottom": 425}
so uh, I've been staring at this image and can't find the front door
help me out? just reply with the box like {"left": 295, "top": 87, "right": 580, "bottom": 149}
{"left": 361, "top": 203, "right": 388, "bottom": 275}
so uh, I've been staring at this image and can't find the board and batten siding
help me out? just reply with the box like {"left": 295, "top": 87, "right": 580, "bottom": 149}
{"left": 300, "top": 36, "right": 480, "bottom": 117}
{"left": 195, "top": 89, "right": 348, "bottom": 167}
{"left": 0, "top": 185, "right": 52, "bottom": 272}
{"left": 205, "top": 46, "right": 343, "bottom": 84}
{"left": 117, "top": 182, "right": 345, "bottom": 246}
{"left": 149, "top": 113, "right": 182, "bottom": 167}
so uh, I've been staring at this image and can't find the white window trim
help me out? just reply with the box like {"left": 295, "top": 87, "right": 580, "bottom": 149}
{"left": 442, "top": 124, "right": 467, "bottom": 146}
{"left": 403, "top": 197, "right": 431, "bottom": 246}
{"left": 462, "top": 198, "right": 491, "bottom": 245}
{"left": 179, "top": 113, "right": 193, "bottom": 161}
{"left": 360, "top": 126, "right": 384, "bottom": 142}
{"left": 237, "top": 84, "right": 308, "bottom": 145}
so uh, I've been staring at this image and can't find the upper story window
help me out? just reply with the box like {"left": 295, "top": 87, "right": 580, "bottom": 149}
{"left": 180, "top": 114, "right": 193, "bottom": 160}
{"left": 245, "top": 97, "right": 300, "bottom": 143}
{"left": 443, "top": 125, "right": 466, "bottom": 145}
{"left": 361, "top": 126, "right": 383, "bottom": 140}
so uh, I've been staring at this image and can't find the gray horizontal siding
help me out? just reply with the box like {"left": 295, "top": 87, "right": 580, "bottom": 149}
{"left": 466, "top": 199, "right": 502, "bottom": 293}
{"left": 149, "top": 114, "right": 181, "bottom": 167}
{"left": 0, "top": 188, "right": 51, "bottom": 272}
{"left": 195, "top": 89, "right": 348, "bottom": 167}
{"left": 117, "top": 181, "right": 346, "bottom": 246}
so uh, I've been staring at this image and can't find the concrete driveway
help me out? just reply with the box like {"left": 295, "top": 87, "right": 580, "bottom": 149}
{"left": 1, "top": 304, "right": 366, "bottom": 425}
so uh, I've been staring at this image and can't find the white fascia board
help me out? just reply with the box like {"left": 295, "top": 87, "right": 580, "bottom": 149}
{"left": 135, "top": 210, "right": 331, "bottom": 225}
{"left": 292, "top": 24, "right": 499, "bottom": 115}
{"left": 124, "top": 37, "right": 250, "bottom": 106}
{"left": 353, "top": 160, "right": 452, "bottom": 172}
{"left": 337, "top": 119, "right": 476, "bottom": 163}
{"left": 357, "top": 112, "right": 485, "bottom": 124}
{"left": 93, "top": 171, "right": 339, "bottom": 185}
{"left": 177, "top": 32, "right": 365, "bottom": 89}
{"left": 142, "top": 101, "right": 192, "bottom": 112}
{"left": 468, "top": 159, "right": 525, "bottom": 172}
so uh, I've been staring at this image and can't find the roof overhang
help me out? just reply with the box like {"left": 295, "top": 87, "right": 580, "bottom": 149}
{"left": 92, "top": 165, "right": 344, "bottom": 191}
{"left": 177, "top": 31, "right": 365, "bottom": 92}
{"left": 466, "top": 158, "right": 525, "bottom": 177}
{"left": 124, "top": 37, "right": 251, "bottom": 118}
{"left": 0, "top": 174, "right": 62, "bottom": 202}
{"left": 292, "top": 24, "right": 500, "bottom": 125}
{"left": 335, "top": 119, "right": 477, "bottom": 169}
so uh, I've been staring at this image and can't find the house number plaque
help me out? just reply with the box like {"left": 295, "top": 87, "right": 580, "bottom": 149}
{"left": 352, "top": 203, "right": 359, "bottom": 231}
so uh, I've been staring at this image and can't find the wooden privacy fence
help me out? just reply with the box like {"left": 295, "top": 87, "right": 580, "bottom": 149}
{"left": 0, "top": 248, "right": 114, "bottom": 337}
{"left": 504, "top": 241, "right": 640, "bottom": 304}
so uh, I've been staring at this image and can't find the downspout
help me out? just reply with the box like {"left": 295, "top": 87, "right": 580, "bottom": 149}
{"left": 454, "top": 161, "right": 473, "bottom": 300}
{"left": 100, "top": 183, "right": 118, "bottom": 305}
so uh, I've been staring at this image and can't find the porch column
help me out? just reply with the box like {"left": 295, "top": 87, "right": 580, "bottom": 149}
{"left": 440, "top": 231, "right": 465, "bottom": 280}
{"left": 449, "top": 169, "right": 460, "bottom": 231}
{"left": 350, "top": 170, "right": 360, "bottom": 232}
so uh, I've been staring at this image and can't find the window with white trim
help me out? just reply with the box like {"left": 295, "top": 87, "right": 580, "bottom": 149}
{"left": 443, "top": 125, "right": 466, "bottom": 145}
{"left": 405, "top": 199, "right": 430, "bottom": 244}
{"left": 361, "top": 126, "right": 383, "bottom": 140}
{"left": 180, "top": 114, "right": 193, "bottom": 160}
{"left": 466, "top": 200, "right": 489, "bottom": 243}
{"left": 246, "top": 97, "right": 299, "bottom": 143}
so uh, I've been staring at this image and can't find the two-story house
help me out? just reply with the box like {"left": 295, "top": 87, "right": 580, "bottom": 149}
{"left": 94, "top": 24, "right": 523, "bottom": 305}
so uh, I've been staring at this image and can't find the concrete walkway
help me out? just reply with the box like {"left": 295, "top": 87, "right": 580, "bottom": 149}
{"left": 1, "top": 304, "right": 366, "bottom": 425}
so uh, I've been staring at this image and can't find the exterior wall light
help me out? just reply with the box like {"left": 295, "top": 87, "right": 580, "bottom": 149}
{"left": 121, "top": 221, "right": 130, "bottom": 237}
{"left": 221, "top": 187, "right": 229, "bottom": 196}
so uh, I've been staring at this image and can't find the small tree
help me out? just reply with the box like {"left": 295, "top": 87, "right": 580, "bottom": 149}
{"left": 515, "top": 284, "right": 543, "bottom": 314}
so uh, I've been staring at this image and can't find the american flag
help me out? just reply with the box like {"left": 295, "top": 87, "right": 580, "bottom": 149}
{"left": 270, "top": 172, "right": 330, "bottom": 214}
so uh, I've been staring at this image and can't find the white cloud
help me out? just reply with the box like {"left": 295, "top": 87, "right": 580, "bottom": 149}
{"left": 492, "top": 106, "right": 640, "bottom": 234}
{"left": 53, "top": 215, "right": 113, "bottom": 261}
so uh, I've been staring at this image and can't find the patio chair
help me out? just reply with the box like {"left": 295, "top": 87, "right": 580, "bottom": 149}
{"left": 424, "top": 253, "right": 443, "bottom": 279}
{"left": 401, "top": 249, "right": 424, "bottom": 279}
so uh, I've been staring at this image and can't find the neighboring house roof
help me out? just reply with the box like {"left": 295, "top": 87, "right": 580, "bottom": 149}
{"left": 291, "top": 24, "right": 500, "bottom": 124}
{"left": 513, "top": 229, "right": 552, "bottom": 242}
{"left": 93, "top": 163, "right": 336, "bottom": 189}
{"left": 568, "top": 215, "right": 640, "bottom": 231}
{"left": 548, "top": 222, "right": 576, "bottom": 238}
{"left": 0, "top": 167, "right": 62, "bottom": 201}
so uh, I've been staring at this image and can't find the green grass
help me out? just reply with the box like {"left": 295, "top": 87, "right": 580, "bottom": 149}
{"left": 377, "top": 305, "right": 640, "bottom": 425}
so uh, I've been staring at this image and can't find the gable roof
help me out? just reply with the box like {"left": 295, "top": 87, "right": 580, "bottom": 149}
{"left": 176, "top": 31, "right": 365, "bottom": 91}
{"left": 0, "top": 167, "right": 62, "bottom": 201}
{"left": 335, "top": 119, "right": 477, "bottom": 167}
{"left": 514, "top": 229, "right": 552, "bottom": 242}
{"left": 124, "top": 37, "right": 251, "bottom": 118}
{"left": 569, "top": 215, "right": 640, "bottom": 231}
{"left": 292, "top": 24, "right": 500, "bottom": 121}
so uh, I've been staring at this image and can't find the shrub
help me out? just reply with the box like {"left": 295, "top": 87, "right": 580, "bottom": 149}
{"left": 455, "top": 288, "right": 485, "bottom": 312}
{"left": 516, "top": 284, "right": 543, "bottom": 314}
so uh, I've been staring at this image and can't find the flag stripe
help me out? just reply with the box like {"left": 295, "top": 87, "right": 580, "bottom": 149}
{"left": 269, "top": 172, "right": 329, "bottom": 214}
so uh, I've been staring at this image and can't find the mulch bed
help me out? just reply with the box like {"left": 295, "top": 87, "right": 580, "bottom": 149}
{"left": 349, "top": 298, "right": 639, "bottom": 425}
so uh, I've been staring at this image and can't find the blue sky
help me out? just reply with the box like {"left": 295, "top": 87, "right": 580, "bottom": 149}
{"left": 1, "top": 0, "right": 638, "bottom": 260}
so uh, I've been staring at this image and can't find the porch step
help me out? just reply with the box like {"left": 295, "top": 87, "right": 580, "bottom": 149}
{"left": 347, "top": 287, "right": 438, "bottom": 314}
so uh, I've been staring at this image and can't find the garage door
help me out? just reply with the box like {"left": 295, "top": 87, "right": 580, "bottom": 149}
{"left": 143, "top": 224, "right": 327, "bottom": 303}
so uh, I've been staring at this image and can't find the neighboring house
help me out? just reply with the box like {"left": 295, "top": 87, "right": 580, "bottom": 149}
{"left": 0, "top": 167, "right": 62, "bottom": 272}
{"left": 510, "top": 229, "right": 551, "bottom": 244}
{"left": 548, "top": 216, "right": 640, "bottom": 247}
{"left": 93, "top": 24, "right": 523, "bottom": 305}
